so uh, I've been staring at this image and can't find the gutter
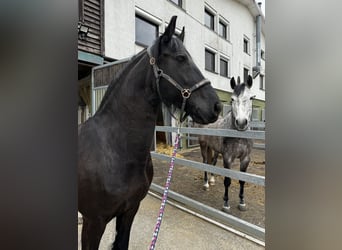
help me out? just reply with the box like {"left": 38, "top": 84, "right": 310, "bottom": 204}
{"left": 252, "top": 2, "right": 262, "bottom": 78}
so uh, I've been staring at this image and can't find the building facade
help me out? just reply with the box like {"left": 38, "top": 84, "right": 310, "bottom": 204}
{"left": 78, "top": 0, "right": 105, "bottom": 123}
{"left": 78, "top": 0, "right": 266, "bottom": 124}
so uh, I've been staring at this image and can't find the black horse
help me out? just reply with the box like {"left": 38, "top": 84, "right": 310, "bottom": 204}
{"left": 78, "top": 16, "right": 221, "bottom": 250}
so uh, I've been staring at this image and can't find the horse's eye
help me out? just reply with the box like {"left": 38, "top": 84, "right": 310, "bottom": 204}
{"left": 176, "top": 55, "right": 187, "bottom": 62}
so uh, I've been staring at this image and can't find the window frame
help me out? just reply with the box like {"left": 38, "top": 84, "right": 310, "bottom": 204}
{"left": 135, "top": 15, "right": 159, "bottom": 47}
{"left": 219, "top": 57, "right": 229, "bottom": 78}
{"left": 261, "top": 49, "right": 265, "bottom": 60}
{"left": 259, "top": 74, "right": 265, "bottom": 90}
{"left": 243, "top": 36, "right": 250, "bottom": 55}
{"left": 205, "top": 49, "right": 216, "bottom": 73}
{"left": 252, "top": 107, "right": 260, "bottom": 121}
{"left": 204, "top": 8, "right": 215, "bottom": 31}
{"left": 218, "top": 20, "right": 227, "bottom": 39}
{"left": 243, "top": 67, "right": 249, "bottom": 82}
{"left": 222, "top": 104, "right": 231, "bottom": 117}
{"left": 169, "top": 0, "right": 183, "bottom": 8}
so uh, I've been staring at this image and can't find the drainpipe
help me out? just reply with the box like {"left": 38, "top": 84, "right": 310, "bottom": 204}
{"left": 253, "top": 2, "right": 262, "bottom": 78}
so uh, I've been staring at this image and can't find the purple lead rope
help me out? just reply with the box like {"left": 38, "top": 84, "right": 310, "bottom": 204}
{"left": 149, "top": 128, "right": 181, "bottom": 250}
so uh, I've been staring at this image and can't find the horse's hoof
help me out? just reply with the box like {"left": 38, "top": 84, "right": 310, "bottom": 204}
{"left": 222, "top": 205, "right": 231, "bottom": 213}
{"left": 209, "top": 177, "right": 215, "bottom": 185}
{"left": 238, "top": 203, "right": 247, "bottom": 211}
{"left": 203, "top": 183, "right": 210, "bottom": 190}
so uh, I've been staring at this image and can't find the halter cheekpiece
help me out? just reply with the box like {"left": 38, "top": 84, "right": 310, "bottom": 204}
{"left": 147, "top": 46, "right": 210, "bottom": 122}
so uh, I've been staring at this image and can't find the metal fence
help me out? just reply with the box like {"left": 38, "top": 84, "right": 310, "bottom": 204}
{"left": 151, "top": 124, "right": 265, "bottom": 241}
{"left": 184, "top": 120, "right": 265, "bottom": 149}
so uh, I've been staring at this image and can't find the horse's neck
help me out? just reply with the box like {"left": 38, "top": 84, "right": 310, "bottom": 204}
{"left": 95, "top": 51, "right": 160, "bottom": 134}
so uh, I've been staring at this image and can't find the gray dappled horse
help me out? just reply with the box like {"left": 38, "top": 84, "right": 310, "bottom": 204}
{"left": 78, "top": 16, "right": 221, "bottom": 250}
{"left": 197, "top": 75, "right": 255, "bottom": 212}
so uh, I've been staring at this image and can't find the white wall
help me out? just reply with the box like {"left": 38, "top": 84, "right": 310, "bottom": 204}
{"left": 104, "top": 0, "right": 265, "bottom": 101}
{"left": 104, "top": 0, "right": 135, "bottom": 59}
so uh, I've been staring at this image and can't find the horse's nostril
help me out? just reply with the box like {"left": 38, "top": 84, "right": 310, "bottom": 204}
{"left": 214, "top": 102, "right": 222, "bottom": 114}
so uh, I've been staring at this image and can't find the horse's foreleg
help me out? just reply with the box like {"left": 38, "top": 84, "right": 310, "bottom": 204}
{"left": 200, "top": 142, "right": 210, "bottom": 190}
{"left": 238, "top": 156, "right": 250, "bottom": 211}
{"left": 222, "top": 155, "right": 233, "bottom": 213}
{"left": 209, "top": 151, "right": 219, "bottom": 185}
{"left": 203, "top": 171, "right": 210, "bottom": 190}
{"left": 81, "top": 216, "right": 108, "bottom": 250}
{"left": 223, "top": 176, "right": 231, "bottom": 212}
{"left": 112, "top": 205, "right": 140, "bottom": 250}
{"left": 212, "top": 151, "right": 219, "bottom": 166}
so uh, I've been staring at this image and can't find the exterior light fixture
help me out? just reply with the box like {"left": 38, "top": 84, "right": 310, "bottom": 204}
{"left": 78, "top": 22, "right": 89, "bottom": 40}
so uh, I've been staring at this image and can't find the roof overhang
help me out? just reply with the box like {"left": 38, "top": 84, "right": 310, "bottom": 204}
{"left": 235, "top": 0, "right": 265, "bottom": 35}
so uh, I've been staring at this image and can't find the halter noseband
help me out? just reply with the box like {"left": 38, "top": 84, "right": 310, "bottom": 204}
{"left": 147, "top": 47, "right": 210, "bottom": 122}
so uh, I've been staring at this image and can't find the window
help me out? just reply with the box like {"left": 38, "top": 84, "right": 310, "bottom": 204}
{"left": 204, "top": 9, "right": 214, "bottom": 30}
{"left": 169, "top": 0, "right": 182, "bottom": 7}
{"left": 260, "top": 74, "right": 265, "bottom": 90}
{"left": 244, "top": 68, "right": 249, "bottom": 82}
{"left": 205, "top": 49, "right": 215, "bottom": 72}
{"left": 261, "top": 49, "right": 265, "bottom": 60}
{"left": 135, "top": 15, "right": 159, "bottom": 47}
{"left": 220, "top": 58, "right": 228, "bottom": 77}
{"left": 222, "top": 104, "right": 231, "bottom": 117}
{"left": 252, "top": 108, "right": 260, "bottom": 121}
{"left": 243, "top": 37, "right": 249, "bottom": 54}
{"left": 218, "top": 21, "right": 227, "bottom": 39}
{"left": 261, "top": 109, "right": 266, "bottom": 122}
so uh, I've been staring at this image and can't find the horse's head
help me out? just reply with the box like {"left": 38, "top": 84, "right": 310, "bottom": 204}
{"left": 148, "top": 16, "right": 221, "bottom": 124}
{"left": 230, "top": 75, "right": 256, "bottom": 131}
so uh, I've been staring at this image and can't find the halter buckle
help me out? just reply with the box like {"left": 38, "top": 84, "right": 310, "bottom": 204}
{"left": 181, "top": 89, "right": 191, "bottom": 99}
{"left": 157, "top": 69, "right": 163, "bottom": 76}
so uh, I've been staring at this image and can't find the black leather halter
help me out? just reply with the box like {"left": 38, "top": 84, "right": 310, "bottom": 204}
{"left": 147, "top": 47, "right": 210, "bottom": 122}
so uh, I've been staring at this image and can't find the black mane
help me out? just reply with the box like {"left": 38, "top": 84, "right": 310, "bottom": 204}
{"left": 96, "top": 49, "right": 147, "bottom": 113}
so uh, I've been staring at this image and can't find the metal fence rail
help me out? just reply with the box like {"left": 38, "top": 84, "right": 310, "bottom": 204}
{"left": 183, "top": 136, "right": 265, "bottom": 150}
{"left": 249, "top": 121, "right": 266, "bottom": 128}
{"left": 150, "top": 183, "right": 265, "bottom": 241}
{"left": 151, "top": 152, "right": 265, "bottom": 186}
{"left": 155, "top": 126, "right": 265, "bottom": 140}
{"left": 151, "top": 125, "right": 265, "bottom": 241}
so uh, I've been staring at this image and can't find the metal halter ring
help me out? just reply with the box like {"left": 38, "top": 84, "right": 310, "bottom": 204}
{"left": 181, "top": 89, "right": 191, "bottom": 99}
{"left": 149, "top": 57, "right": 156, "bottom": 65}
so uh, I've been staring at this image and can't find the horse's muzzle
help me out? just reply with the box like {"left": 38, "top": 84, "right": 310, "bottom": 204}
{"left": 235, "top": 118, "right": 249, "bottom": 131}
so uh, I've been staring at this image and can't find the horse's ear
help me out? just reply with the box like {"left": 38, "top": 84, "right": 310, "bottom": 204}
{"left": 179, "top": 26, "right": 185, "bottom": 42}
{"left": 237, "top": 76, "right": 241, "bottom": 84}
{"left": 162, "top": 16, "right": 177, "bottom": 43}
{"left": 247, "top": 75, "right": 253, "bottom": 88}
{"left": 230, "top": 77, "right": 236, "bottom": 89}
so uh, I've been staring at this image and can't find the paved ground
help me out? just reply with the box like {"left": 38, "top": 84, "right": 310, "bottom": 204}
{"left": 78, "top": 194, "right": 264, "bottom": 250}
